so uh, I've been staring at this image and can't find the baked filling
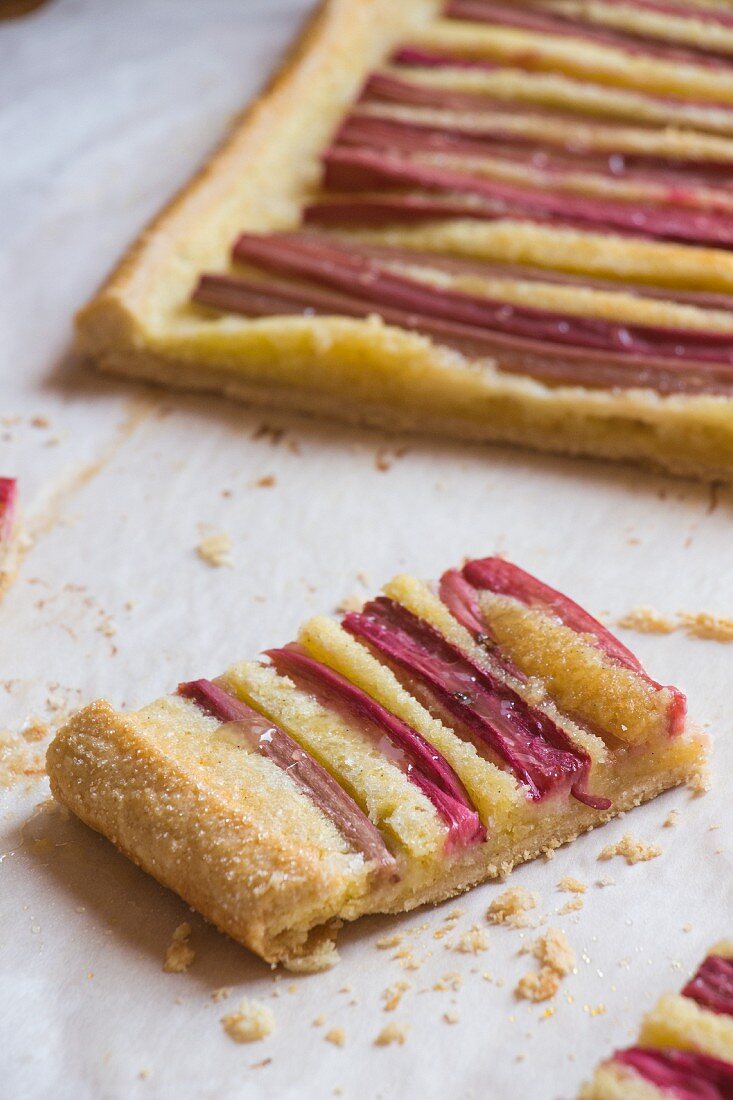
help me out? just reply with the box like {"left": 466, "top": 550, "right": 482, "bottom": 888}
{"left": 581, "top": 941, "right": 733, "bottom": 1098}
{"left": 192, "top": 0, "right": 733, "bottom": 398}
{"left": 46, "top": 556, "right": 706, "bottom": 970}
{"left": 0, "top": 477, "right": 18, "bottom": 598}
{"left": 75, "top": 0, "right": 733, "bottom": 480}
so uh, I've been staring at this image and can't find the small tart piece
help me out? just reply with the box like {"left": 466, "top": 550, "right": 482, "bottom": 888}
{"left": 46, "top": 555, "right": 705, "bottom": 969}
{"left": 581, "top": 942, "right": 733, "bottom": 1098}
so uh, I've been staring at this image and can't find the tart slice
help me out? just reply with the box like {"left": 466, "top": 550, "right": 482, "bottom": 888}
{"left": 77, "top": 0, "right": 733, "bottom": 479}
{"left": 582, "top": 941, "right": 733, "bottom": 1098}
{"left": 46, "top": 557, "right": 706, "bottom": 970}
{"left": 0, "top": 477, "right": 19, "bottom": 600}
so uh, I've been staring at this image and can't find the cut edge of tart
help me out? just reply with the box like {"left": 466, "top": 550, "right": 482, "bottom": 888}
{"left": 46, "top": 556, "right": 707, "bottom": 971}
{"left": 75, "top": 0, "right": 733, "bottom": 481}
{"left": 0, "top": 477, "right": 19, "bottom": 599}
{"left": 580, "top": 941, "right": 733, "bottom": 1099}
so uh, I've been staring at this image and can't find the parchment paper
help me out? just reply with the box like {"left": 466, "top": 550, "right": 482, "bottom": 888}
{"left": 1, "top": 3, "right": 732, "bottom": 1098}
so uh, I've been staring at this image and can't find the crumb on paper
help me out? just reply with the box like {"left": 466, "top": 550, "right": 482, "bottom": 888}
{"left": 0, "top": 729, "right": 46, "bottom": 789}
{"left": 382, "top": 980, "right": 411, "bottom": 1012}
{"left": 558, "top": 897, "right": 584, "bottom": 914}
{"left": 678, "top": 611, "right": 733, "bottom": 643}
{"left": 325, "top": 1027, "right": 346, "bottom": 1047}
{"left": 211, "top": 986, "right": 232, "bottom": 1003}
{"left": 454, "top": 925, "right": 490, "bottom": 955}
{"left": 617, "top": 607, "right": 675, "bottom": 634}
{"left": 375, "top": 1022, "right": 409, "bottom": 1046}
{"left": 558, "top": 877, "right": 587, "bottom": 894}
{"left": 285, "top": 939, "right": 339, "bottom": 973}
{"left": 312, "top": 1015, "right": 325, "bottom": 1028}
{"left": 443, "top": 1010, "right": 459, "bottom": 1025}
{"left": 196, "top": 532, "right": 233, "bottom": 568}
{"left": 433, "top": 972, "right": 462, "bottom": 993}
{"left": 664, "top": 809, "right": 680, "bottom": 828}
{"left": 487, "top": 885, "right": 539, "bottom": 928}
{"left": 515, "top": 929, "right": 576, "bottom": 1003}
{"left": 597, "top": 833, "right": 661, "bottom": 865}
{"left": 163, "top": 922, "right": 195, "bottom": 974}
{"left": 376, "top": 932, "right": 404, "bottom": 950}
{"left": 254, "top": 475, "right": 276, "bottom": 489}
{"left": 221, "top": 998, "right": 274, "bottom": 1043}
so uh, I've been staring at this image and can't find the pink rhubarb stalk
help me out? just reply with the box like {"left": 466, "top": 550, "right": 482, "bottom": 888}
{"left": 459, "top": 557, "right": 687, "bottom": 735}
{"left": 343, "top": 597, "right": 609, "bottom": 809}
{"left": 613, "top": 1047, "right": 733, "bottom": 1098}
{"left": 178, "top": 678, "right": 397, "bottom": 874}
{"left": 266, "top": 645, "right": 485, "bottom": 852}
{"left": 682, "top": 955, "right": 733, "bottom": 1017}
{"left": 0, "top": 478, "right": 17, "bottom": 546}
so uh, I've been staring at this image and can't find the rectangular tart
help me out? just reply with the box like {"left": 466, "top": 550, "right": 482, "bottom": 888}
{"left": 46, "top": 557, "right": 706, "bottom": 970}
{"left": 581, "top": 940, "right": 733, "bottom": 1098}
{"left": 77, "top": 0, "right": 733, "bottom": 480}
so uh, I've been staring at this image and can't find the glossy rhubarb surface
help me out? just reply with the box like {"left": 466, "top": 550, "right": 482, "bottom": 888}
{"left": 343, "top": 597, "right": 609, "bottom": 808}
{"left": 683, "top": 955, "right": 733, "bottom": 1018}
{"left": 178, "top": 678, "right": 396, "bottom": 873}
{"left": 460, "top": 556, "right": 688, "bottom": 736}
{"left": 613, "top": 1047, "right": 733, "bottom": 1099}
{"left": 266, "top": 645, "right": 485, "bottom": 851}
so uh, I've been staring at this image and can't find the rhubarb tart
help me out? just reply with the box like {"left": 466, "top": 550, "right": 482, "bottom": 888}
{"left": 0, "top": 477, "right": 19, "bottom": 599}
{"left": 582, "top": 941, "right": 733, "bottom": 1099}
{"left": 78, "top": 0, "right": 733, "bottom": 479}
{"left": 46, "top": 557, "right": 706, "bottom": 970}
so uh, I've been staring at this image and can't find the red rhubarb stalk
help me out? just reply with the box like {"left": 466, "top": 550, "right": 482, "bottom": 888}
{"left": 0, "top": 478, "right": 17, "bottom": 545}
{"left": 613, "top": 1047, "right": 733, "bottom": 1098}
{"left": 178, "top": 678, "right": 397, "bottom": 874}
{"left": 321, "top": 146, "right": 733, "bottom": 249}
{"left": 266, "top": 645, "right": 485, "bottom": 851}
{"left": 445, "top": 0, "right": 733, "bottom": 68}
{"left": 343, "top": 598, "right": 609, "bottom": 809}
{"left": 682, "top": 955, "right": 733, "bottom": 1017}
{"left": 193, "top": 271, "right": 733, "bottom": 397}
{"left": 460, "top": 557, "right": 687, "bottom": 735}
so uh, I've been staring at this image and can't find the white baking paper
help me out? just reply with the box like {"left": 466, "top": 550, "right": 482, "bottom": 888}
{"left": 1, "top": 3, "right": 732, "bottom": 1098}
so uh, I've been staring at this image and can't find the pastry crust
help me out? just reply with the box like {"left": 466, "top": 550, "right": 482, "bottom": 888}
{"left": 75, "top": 0, "right": 733, "bottom": 482}
{"left": 47, "top": 557, "right": 706, "bottom": 970}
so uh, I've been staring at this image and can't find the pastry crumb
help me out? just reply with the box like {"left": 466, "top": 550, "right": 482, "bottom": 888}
{"left": 312, "top": 1015, "right": 325, "bottom": 1027}
{"left": 196, "top": 532, "right": 233, "bottom": 568}
{"left": 617, "top": 607, "right": 675, "bottom": 634}
{"left": 487, "top": 886, "right": 539, "bottom": 928}
{"left": 163, "top": 922, "right": 195, "bottom": 973}
{"left": 678, "top": 611, "right": 733, "bottom": 643}
{"left": 515, "top": 929, "right": 575, "bottom": 1003}
{"left": 211, "top": 986, "right": 232, "bottom": 1003}
{"left": 558, "top": 896, "right": 584, "bottom": 914}
{"left": 337, "top": 593, "right": 364, "bottom": 615}
{"left": 443, "top": 1010, "right": 459, "bottom": 1025}
{"left": 221, "top": 997, "right": 274, "bottom": 1043}
{"left": 254, "top": 475, "right": 276, "bottom": 489}
{"left": 558, "top": 877, "right": 586, "bottom": 894}
{"left": 598, "top": 833, "right": 661, "bottom": 865}
{"left": 663, "top": 809, "right": 680, "bottom": 828}
{"left": 325, "top": 1027, "right": 346, "bottom": 1047}
{"left": 376, "top": 932, "right": 404, "bottom": 950}
{"left": 375, "top": 1022, "right": 409, "bottom": 1046}
{"left": 454, "top": 924, "right": 490, "bottom": 955}
{"left": 382, "top": 980, "right": 411, "bottom": 1012}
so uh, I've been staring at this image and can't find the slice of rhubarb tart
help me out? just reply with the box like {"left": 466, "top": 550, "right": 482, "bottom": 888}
{"left": 582, "top": 941, "right": 733, "bottom": 1099}
{"left": 0, "top": 477, "right": 19, "bottom": 599}
{"left": 47, "top": 557, "right": 705, "bottom": 970}
{"left": 78, "top": 0, "right": 733, "bottom": 479}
